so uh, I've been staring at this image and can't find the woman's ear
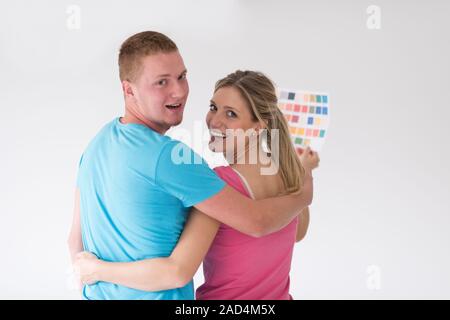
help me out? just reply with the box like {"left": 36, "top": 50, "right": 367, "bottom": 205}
{"left": 255, "top": 121, "right": 267, "bottom": 133}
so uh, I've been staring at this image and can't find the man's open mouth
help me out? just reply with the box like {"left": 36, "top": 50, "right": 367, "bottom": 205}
{"left": 166, "top": 103, "right": 182, "bottom": 110}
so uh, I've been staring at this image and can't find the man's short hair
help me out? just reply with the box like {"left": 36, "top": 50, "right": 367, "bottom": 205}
{"left": 118, "top": 31, "right": 178, "bottom": 82}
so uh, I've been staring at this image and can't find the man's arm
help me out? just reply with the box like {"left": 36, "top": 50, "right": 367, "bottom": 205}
{"left": 67, "top": 188, "right": 83, "bottom": 263}
{"left": 195, "top": 170, "right": 313, "bottom": 237}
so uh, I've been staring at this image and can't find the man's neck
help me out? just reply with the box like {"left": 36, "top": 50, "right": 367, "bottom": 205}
{"left": 121, "top": 108, "right": 168, "bottom": 135}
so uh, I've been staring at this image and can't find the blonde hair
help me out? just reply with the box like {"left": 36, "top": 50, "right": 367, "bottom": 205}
{"left": 214, "top": 70, "right": 305, "bottom": 194}
{"left": 118, "top": 31, "right": 178, "bottom": 82}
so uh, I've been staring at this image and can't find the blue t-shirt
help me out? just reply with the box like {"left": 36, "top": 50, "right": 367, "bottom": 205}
{"left": 77, "top": 118, "right": 226, "bottom": 300}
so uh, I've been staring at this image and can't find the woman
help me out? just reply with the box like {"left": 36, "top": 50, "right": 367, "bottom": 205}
{"left": 75, "top": 70, "right": 319, "bottom": 299}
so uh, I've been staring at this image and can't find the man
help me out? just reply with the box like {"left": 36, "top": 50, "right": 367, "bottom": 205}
{"left": 68, "top": 31, "right": 318, "bottom": 299}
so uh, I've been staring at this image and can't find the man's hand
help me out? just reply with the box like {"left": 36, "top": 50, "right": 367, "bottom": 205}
{"left": 297, "top": 146, "right": 320, "bottom": 172}
{"left": 73, "top": 251, "right": 101, "bottom": 286}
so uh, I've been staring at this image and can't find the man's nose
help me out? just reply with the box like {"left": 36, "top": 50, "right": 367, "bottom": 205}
{"left": 171, "top": 80, "right": 188, "bottom": 99}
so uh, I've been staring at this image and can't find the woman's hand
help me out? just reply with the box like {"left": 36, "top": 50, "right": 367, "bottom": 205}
{"left": 297, "top": 146, "right": 320, "bottom": 172}
{"left": 73, "top": 251, "right": 101, "bottom": 286}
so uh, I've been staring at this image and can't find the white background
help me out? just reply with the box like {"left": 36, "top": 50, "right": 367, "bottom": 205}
{"left": 1, "top": 0, "right": 449, "bottom": 299}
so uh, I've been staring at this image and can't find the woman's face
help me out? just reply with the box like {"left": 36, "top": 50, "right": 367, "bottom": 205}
{"left": 206, "top": 86, "right": 260, "bottom": 156}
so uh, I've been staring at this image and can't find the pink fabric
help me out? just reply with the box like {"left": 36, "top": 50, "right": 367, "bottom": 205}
{"left": 196, "top": 166, "right": 298, "bottom": 300}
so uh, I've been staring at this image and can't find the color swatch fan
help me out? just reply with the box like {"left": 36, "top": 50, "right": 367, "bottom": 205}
{"left": 277, "top": 89, "right": 330, "bottom": 152}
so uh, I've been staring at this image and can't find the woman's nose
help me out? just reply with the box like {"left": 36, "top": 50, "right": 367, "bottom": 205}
{"left": 208, "top": 113, "right": 225, "bottom": 130}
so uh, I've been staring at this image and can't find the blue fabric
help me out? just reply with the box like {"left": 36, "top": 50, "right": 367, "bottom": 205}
{"left": 77, "top": 118, "right": 226, "bottom": 300}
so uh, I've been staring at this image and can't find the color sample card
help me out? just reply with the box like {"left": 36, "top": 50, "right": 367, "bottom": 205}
{"left": 277, "top": 89, "right": 330, "bottom": 152}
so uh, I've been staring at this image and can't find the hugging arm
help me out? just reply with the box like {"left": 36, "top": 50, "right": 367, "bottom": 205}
{"left": 75, "top": 208, "right": 219, "bottom": 291}
{"left": 194, "top": 169, "right": 313, "bottom": 237}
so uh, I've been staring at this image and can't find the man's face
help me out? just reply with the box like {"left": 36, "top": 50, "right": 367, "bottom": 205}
{"left": 126, "top": 51, "right": 189, "bottom": 133}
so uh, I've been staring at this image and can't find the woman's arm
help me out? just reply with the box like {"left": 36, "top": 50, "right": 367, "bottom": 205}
{"left": 296, "top": 207, "right": 310, "bottom": 242}
{"left": 75, "top": 208, "right": 220, "bottom": 291}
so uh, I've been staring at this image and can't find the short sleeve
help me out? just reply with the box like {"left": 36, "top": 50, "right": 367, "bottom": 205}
{"left": 155, "top": 141, "right": 226, "bottom": 207}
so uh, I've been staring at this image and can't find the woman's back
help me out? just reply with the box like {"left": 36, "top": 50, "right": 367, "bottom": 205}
{"left": 196, "top": 165, "right": 298, "bottom": 300}
{"left": 233, "top": 163, "right": 285, "bottom": 200}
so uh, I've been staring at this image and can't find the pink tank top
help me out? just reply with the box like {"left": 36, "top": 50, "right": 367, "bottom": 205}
{"left": 196, "top": 166, "right": 298, "bottom": 300}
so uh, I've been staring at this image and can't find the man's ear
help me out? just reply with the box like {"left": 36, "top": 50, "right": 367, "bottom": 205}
{"left": 122, "top": 80, "right": 135, "bottom": 98}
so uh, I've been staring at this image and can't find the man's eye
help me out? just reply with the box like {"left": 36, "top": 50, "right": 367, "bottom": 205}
{"left": 209, "top": 104, "right": 217, "bottom": 111}
{"left": 179, "top": 73, "right": 187, "bottom": 80}
{"left": 226, "top": 110, "right": 237, "bottom": 118}
{"left": 157, "top": 79, "right": 167, "bottom": 86}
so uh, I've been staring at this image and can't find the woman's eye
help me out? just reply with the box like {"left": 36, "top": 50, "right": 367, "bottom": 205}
{"left": 226, "top": 110, "right": 237, "bottom": 118}
{"left": 157, "top": 79, "right": 167, "bottom": 86}
{"left": 209, "top": 104, "right": 217, "bottom": 111}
